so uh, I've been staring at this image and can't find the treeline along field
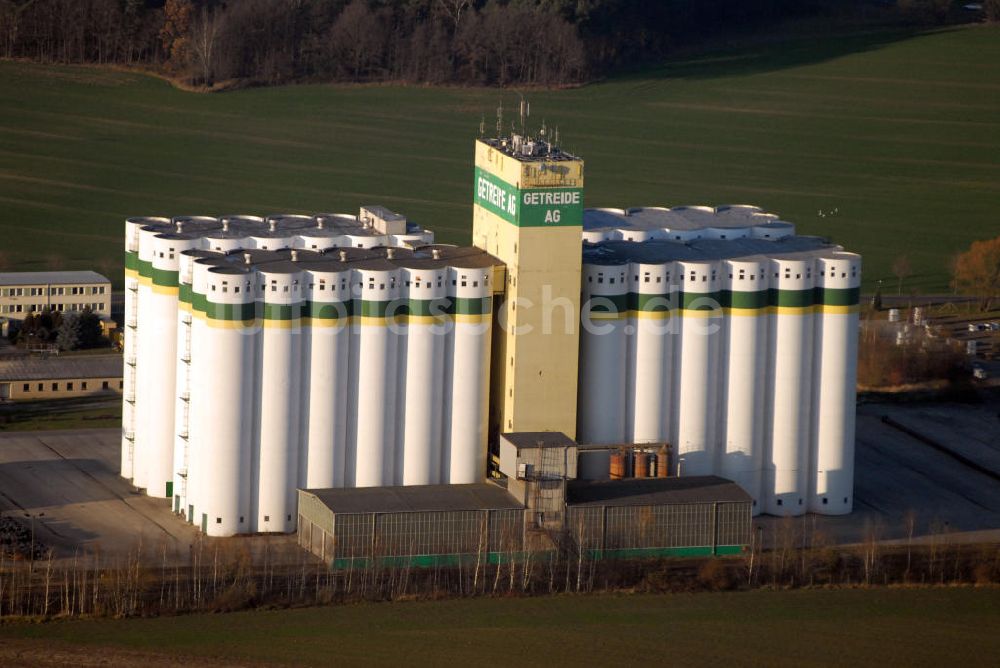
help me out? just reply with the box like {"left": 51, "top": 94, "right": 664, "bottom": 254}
{"left": 0, "top": 25, "right": 998, "bottom": 291}
{"left": 0, "top": 0, "right": 861, "bottom": 87}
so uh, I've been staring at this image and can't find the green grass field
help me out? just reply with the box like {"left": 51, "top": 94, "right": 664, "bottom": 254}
{"left": 1, "top": 25, "right": 998, "bottom": 292}
{"left": 1, "top": 589, "right": 999, "bottom": 666}
{"left": 0, "top": 397, "right": 121, "bottom": 431}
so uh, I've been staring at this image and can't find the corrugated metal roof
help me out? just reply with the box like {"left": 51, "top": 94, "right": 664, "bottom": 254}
{"left": 0, "top": 354, "right": 123, "bottom": 381}
{"left": 582, "top": 236, "right": 837, "bottom": 265}
{"left": 303, "top": 483, "right": 523, "bottom": 514}
{"left": 567, "top": 476, "right": 752, "bottom": 506}
{"left": 501, "top": 432, "right": 576, "bottom": 450}
{"left": 0, "top": 271, "right": 111, "bottom": 287}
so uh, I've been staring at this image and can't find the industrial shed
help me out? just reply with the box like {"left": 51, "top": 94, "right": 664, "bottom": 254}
{"left": 566, "top": 476, "right": 752, "bottom": 558}
{"left": 298, "top": 484, "right": 524, "bottom": 569}
{"left": 298, "top": 475, "right": 751, "bottom": 569}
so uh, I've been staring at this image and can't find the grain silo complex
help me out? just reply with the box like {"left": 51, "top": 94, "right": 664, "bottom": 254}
{"left": 123, "top": 124, "right": 860, "bottom": 538}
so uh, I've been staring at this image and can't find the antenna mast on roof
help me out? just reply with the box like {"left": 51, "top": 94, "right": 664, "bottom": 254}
{"left": 496, "top": 101, "right": 503, "bottom": 139}
{"left": 479, "top": 115, "right": 485, "bottom": 137}
{"left": 519, "top": 95, "right": 529, "bottom": 137}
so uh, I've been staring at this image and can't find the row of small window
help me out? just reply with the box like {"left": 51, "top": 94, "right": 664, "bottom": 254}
{"left": 211, "top": 278, "right": 489, "bottom": 293}
{"left": 21, "top": 380, "right": 122, "bottom": 392}
{"left": 586, "top": 267, "right": 858, "bottom": 284}
{"left": 212, "top": 514, "right": 292, "bottom": 524}
{"left": 0, "top": 303, "right": 105, "bottom": 314}
{"left": 157, "top": 250, "right": 176, "bottom": 260}
{"left": 773, "top": 497, "right": 849, "bottom": 506}
{"left": 1, "top": 286, "right": 105, "bottom": 297}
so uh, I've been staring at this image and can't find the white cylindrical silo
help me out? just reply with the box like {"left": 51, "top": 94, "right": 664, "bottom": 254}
{"left": 764, "top": 256, "right": 816, "bottom": 515}
{"left": 172, "top": 250, "right": 220, "bottom": 518}
{"left": 122, "top": 217, "right": 170, "bottom": 481}
{"left": 751, "top": 221, "right": 795, "bottom": 240}
{"left": 142, "top": 230, "right": 207, "bottom": 500}
{"left": 350, "top": 261, "right": 400, "bottom": 487}
{"left": 344, "top": 232, "right": 388, "bottom": 249}
{"left": 196, "top": 265, "right": 255, "bottom": 537}
{"left": 627, "top": 261, "right": 674, "bottom": 444}
{"left": 718, "top": 258, "right": 769, "bottom": 512}
{"left": 182, "top": 256, "right": 226, "bottom": 523}
{"left": 130, "top": 223, "right": 168, "bottom": 492}
{"left": 398, "top": 262, "right": 447, "bottom": 485}
{"left": 703, "top": 226, "right": 751, "bottom": 241}
{"left": 809, "top": 252, "right": 861, "bottom": 515}
{"left": 203, "top": 216, "right": 264, "bottom": 252}
{"left": 444, "top": 260, "right": 493, "bottom": 483}
{"left": 255, "top": 261, "right": 303, "bottom": 533}
{"left": 300, "top": 261, "right": 351, "bottom": 489}
{"left": 674, "top": 259, "right": 722, "bottom": 476}
{"left": 577, "top": 261, "right": 628, "bottom": 444}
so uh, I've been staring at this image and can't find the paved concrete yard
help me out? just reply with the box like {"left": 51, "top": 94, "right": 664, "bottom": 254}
{"left": 3, "top": 396, "right": 1000, "bottom": 561}
{"left": 757, "top": 396, "right": 1000, "bottom": 546}
{"left": 0, "top": 429, "right": 198, "bottom": 561}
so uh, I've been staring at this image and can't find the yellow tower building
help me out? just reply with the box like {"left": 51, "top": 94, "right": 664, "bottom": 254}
{"left": 472, "top": 132, "right": 584, "bottom": 439}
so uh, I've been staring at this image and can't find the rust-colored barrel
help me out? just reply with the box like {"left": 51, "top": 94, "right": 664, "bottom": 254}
{"left": 634, "top": 451, "right": 649, "bottom": 478}
{"left": 657, "top": 445, "right": 669, "bottom": 478}
{"left": 610, "top": 451, "right": 625, "bottom": 480}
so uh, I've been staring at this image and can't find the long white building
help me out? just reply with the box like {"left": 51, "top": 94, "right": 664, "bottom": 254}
{"left": 123, "top": 135, "right": 860, "bottom": 535}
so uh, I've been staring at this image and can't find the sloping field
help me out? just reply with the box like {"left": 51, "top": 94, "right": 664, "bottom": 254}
{"left": 0, "top": 25, "right": 998, "bottom": 291}
{"left": 1, "top": 589, "right": 999, "bottom": 666}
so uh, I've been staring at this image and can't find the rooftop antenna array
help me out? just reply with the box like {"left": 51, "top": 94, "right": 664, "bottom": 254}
{"left": 496, "top": 101, "right": 503, "bottom": 139}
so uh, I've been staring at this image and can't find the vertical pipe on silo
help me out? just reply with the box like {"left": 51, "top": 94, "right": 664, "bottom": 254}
{"left": 809, "top": 253, "right": 861, "bottom": 515}
{"left": 577, "top": 262, "right": 628, "bottom": 444}
{"left": 130, "top": 225, "right": 162, "bottom": 492}
{"left": 446, "top": 262, "right": 492, "bottom": 483}
{"left": 121, "top": 218, "right": 157, "bottom": 480}
{"left": 142, "top": 234, "right": 195, "bottom": 499}
{"left": 172, "top": 251, "right": 200, "bottom": 517}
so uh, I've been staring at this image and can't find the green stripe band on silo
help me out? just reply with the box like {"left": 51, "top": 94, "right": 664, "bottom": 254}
{"left": 262, "top": 303, "right": 302, "bottom": 320}
{"left": 204, "top": 301, "right": 256, "bottom": 321}
{"left": 588, "top": 293, "right": 629, "bottom": 313}
{"left": 814, "top": 286, "right": 860, "bottom": 306}
{"left": 680, "top": 292, "right": 722, "bottom": 310}
{"left": 406, "top": 298, "right": 453, "bottom": 317}
{"left": 136, "top": 258, "right": 154, "bottom": 279}
{"left": 630, "top": 292, "right": 674, "bottom": 312}
{"left": 451, "top": 296, "right": 492, "bottom": 315}
{"left": 304, "top": 300, "right": 352, "bottom": 320}
{"left": 179, "top": 284, "right": 193, "bottom": 305}
{"left": 125, "top": 251, "right": 138, "bottom": 271}
{"left": 720, "top": 290, "right": 769, "bottom": 310}
{"left": 191, "top": 291, "right": 208, "bottom": 314}
{"left": 769, "top": 288, "right": 814, "bottom": 308}
{"left": 150, "top": 267, "right": 180, "bottom": 288}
